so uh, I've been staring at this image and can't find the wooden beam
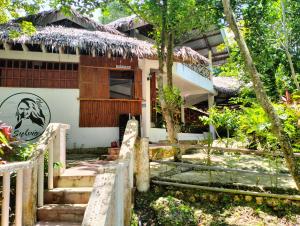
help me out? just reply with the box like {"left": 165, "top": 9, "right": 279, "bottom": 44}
{"left": 0, "top": 50, "right": 79, "bottom": 62}
{"left": 152, "top": 180, "right": 300, "bottom": 201}
{"left": 75, "top": 47, "right": 80, "bottom": 56}
{"left": 58, "top": 46, "right": 64, "bottom": 55}
{"left": 4, "top": 42, "right": 11, "bottom": 51}
{"left": 91, "top": 48, "right": 96, "bottom": 57}
{"left": 41, "top": 44, "right": 47, "bottom": 53}
{"left": 195, "top": 42, "right": 221, "bottom": 52}
{"left": 21, "top": 44, "right": 29, "bottom": 52}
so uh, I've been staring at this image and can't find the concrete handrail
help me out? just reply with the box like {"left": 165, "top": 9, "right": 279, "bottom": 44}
{"left": 0, "top": 123, "right": 70, "bottom": 226}
{"left": 82, "top": 119, "right": 139, "bottom": 226}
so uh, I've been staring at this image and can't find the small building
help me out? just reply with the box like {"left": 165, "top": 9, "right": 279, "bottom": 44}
{"left": 0, "top": 9, "right": 216, "bottom": 148}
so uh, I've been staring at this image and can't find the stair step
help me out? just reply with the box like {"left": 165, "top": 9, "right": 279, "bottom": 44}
{"left": 35, "top": 221, "right": 81, "bottom": 226}
{"left": 100, "top": 154, "right": 119, "bottom": 161}
{"left": 44, "top": 187, "right": 92, "bottom": 204}
{"left": 56, "top": 175, "right": 95, "bottom": 188}
{"left": 37, "top": 204, "right": 86, "bottom": 222}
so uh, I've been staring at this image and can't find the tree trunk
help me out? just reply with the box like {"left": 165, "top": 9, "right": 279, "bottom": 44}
{"left": 156, "top": 0, "right": 181, "bottom": 162}
{"left": 285, "top": 48, "right": 299, "bottom": 90}
{"left": 166, "top": 31, "right": 174, "bottom": 87}
{"left": 222, "top": 0, "right": 300, "bottom": 190}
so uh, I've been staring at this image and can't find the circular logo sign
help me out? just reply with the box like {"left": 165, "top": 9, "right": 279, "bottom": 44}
{"left": 0, "top": 93, "right": 51, "bottom": 141}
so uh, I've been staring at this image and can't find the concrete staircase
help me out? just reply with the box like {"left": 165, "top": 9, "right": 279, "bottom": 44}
{"left": 35, "top": 160, "right": 105, "bottom": 226}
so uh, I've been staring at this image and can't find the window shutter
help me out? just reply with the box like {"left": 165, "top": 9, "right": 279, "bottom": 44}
{"left": 79, "top": 67, "right": 109, "bottom": 99}
{"left": 134, "top": 68, "right": 143, "bottom": 100}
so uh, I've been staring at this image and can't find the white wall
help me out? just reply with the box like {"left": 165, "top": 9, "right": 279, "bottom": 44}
{"left": 0, "top": 88, "right": 118, "bottom": 148}
{"left": 149, "top": 128, "right": 207, "bottom": 143}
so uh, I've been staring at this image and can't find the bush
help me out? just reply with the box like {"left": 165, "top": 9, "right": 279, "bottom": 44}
{"left": 151, "top": 196, "right": 197, "bottom": 226}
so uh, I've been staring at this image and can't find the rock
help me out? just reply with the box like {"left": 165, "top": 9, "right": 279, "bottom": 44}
{"left": 245, "top": 196, "right": 253, "bottom": 202}
{"left": 256, "top": 197, "right": 264, "bottom": 205}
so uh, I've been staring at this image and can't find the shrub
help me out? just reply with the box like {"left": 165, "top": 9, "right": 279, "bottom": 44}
{"left": 151, "top": 196, "right": 197, "bottom": 226}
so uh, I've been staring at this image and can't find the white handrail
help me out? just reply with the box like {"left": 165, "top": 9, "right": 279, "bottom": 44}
{"left": 0, "top": 123, "right": 70, "bottom": 226}
{"left": 82, "top": 119, "right": 139, "bottom": 226}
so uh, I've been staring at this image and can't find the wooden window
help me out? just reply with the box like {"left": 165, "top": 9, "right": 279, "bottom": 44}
{"left": 0, "top": 59, "right": 79, "bottom": 89}
{"left": 109, "top": 70, "right": 134, "bottom": 99}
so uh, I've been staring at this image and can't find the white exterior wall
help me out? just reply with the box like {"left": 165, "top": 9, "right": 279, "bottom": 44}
{"left": 149, "top": 128, "right": 206, "bottom": 143}
{"left": 0, "top": 87, "right": 118, "bottom": 148}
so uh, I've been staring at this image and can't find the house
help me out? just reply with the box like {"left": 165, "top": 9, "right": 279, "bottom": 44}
{"left": 0, "top": 9, "right": 216, "bottom": 148}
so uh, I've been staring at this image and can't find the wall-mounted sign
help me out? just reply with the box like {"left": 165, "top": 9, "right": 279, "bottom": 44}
{"left": 0, "top": 93, "right": 51, "bottom": 141}
{"left": 116, "top": 65, "right": 131, "bottom": 69}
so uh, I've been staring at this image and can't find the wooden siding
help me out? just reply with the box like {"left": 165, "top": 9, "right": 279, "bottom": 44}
{"left": 0, "top": 59, "right": 78, "bottom": 88}
{"left": 80, "top": 55, "right": 138, "bottom": 70}
{"left": 79, "top": 67, "right": 109, "bottom": 98}
{"left": 79, "top": 99, "right": 142, "bottom": 127}
{"left": 150, "top": 73, "right": 157, "bottom": 124}
{"left": 134, "top": 68, "right": 142, "bottom": 100}
{"left": 79, "top": 57, "right": 142, "bottom": 127}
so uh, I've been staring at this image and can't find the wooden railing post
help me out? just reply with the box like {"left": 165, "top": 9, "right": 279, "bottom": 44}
{"left": 2, "top": 172, "right": 10, "bottom": 226}
{"left": 48, "top": 140, "right": 54, "bottom": 189}
{"left": 15, "top": 169, "right": 23, "bottom": 226}
{"left": 136, "top": 138, "right": 150, "bottom": 192}
{"left": 53, "top": 126, "right": 67, "bottom": 177}
{"left": 38, "top": 155, "right": 44, "bottom": 207}
{"left": 22, "top": 165, "right": 38, "bottom": 226}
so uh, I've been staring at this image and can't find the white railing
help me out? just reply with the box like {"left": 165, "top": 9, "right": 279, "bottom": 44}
{"left": 0, "top": 123, "right": 69, "bottom": 226}
{"left": 82, "top": 119, "right": 139, "bottom": 226}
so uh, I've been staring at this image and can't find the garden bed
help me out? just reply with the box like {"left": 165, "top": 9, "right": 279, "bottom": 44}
{"left": 132, "top": 184, "right": 300, "bottom": 226}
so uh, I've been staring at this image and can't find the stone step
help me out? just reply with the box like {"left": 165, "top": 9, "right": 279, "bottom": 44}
{"left": 37, "top": 204, "right": 86, "bottom": 222}
{"left": 56, "top": 175, "right": 95, "bottom": 188}
{"left": 44, "top": 187, "right": 92, "bottom": 204}
{"left": 35, "top": 221, "right": 81, "bottom": 226}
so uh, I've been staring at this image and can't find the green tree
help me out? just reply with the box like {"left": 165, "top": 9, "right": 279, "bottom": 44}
{"left": 99, "top": 2, "right": 131, "bottom": 24}
{"left": 222, "top": 0, "right": 300, "bottom": 190}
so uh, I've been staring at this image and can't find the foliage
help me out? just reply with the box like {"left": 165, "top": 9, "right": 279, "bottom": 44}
{"left": 163, "top": 86, "right": 183, "bottom": 117}
{"left": 0, "top": 0, "right": 46, "bottom": 24}
{"left": 236, "top": 103, "right": 300, "bottom": 151}
{"left": 151, "top": 196, "right": 197, "bottom": 226}
{"left": 218, "top": 0, "right": 300, "bottom": 99}
{"left": 199, "top": 106, "right": 239, "bottom": 139}
{"left": 99, "top": 2, "right": 131, "bottom": 24}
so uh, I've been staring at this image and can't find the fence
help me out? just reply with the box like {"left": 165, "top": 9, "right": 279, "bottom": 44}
{"left": 0, "top": 123, "right": 69, "bottom": 226}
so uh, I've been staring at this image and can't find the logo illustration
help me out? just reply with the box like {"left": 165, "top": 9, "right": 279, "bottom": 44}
{"left": 0, "top": 93, "right": 51, "bottom": 141}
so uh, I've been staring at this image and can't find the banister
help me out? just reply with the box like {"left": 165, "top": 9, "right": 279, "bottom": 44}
{"left": 0, "top": 122, "right": 70, "bottom": 226}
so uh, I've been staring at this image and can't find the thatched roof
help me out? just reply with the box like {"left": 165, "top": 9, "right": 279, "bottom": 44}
{"left": 0, "top": 23, "right": 208, "bottom": 65}
{"left": 213, "top": 76, "right": 241, "bottom": 95}
{"left": 107, "top": 15, "right": 147, "bottom": 32}
{"left": 11, "top": 8, "right": 121, "bottom": 35}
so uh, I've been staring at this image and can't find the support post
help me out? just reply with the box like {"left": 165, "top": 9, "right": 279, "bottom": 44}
{"left": 181, "top": 105, "right": 185, "bottom": 125}
{"left": 48, "top": 140, "right": 54, "bottom": 189}
{"left": 141, "top": 62, "right": 151, "bottom": 138}
{"left": 2, "top": 172, "right": 10, "bottom": 226}
{"left": 22, "top": 165, "right": 38, "bottom": 226}
{"left": 53, "top": 127, "right": 66, "bottom": 177}
{"left": 15, "top": 169, "right": 23, "bottom": 226}
{"left": 136, "top": 138, "right": 150, "bottom": 192}
{"left": 208, "top": 50, "right": 216, "bottom": 139}
{"left": 38, "top": 155, "right": 44, "bottom": 207}
{"left": 208, "top": 94, "right": 216, "bottom": 139}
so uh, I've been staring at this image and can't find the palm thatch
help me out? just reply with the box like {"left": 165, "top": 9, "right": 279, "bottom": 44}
{"left": 213, "top": 76, "right": 241, "bottom": 95}
{"left": 11, "top": 8, "right": 121, "bottom": 35}
{"left": 107, "top": 15, "right": 144, "bottom": 31}
{"left": 0, "top": 24, "right": 208, "bottom": 65}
